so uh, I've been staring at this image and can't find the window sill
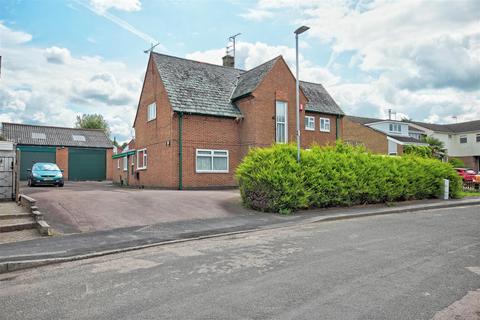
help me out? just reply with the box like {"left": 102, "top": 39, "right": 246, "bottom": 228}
{"left": 137, "top": 167, "right": 147, "bottom": 171}
{"left": 305, "top": 128, "right": 315, "bottom": 131}
{"left": 147, "top": 119, "right": 156, "bottom": 122}
{"left": 320, "top": 130, "right": 331, "bottom": 133}
{"left": 196, "top": 170, "right": 229, "bottom": 174}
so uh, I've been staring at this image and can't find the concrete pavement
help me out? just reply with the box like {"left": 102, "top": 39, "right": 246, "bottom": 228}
{"left": 1, "top": 196, "right": 480, "bottom": 273}
{"left": 1, "top": 205, "right": 480, "bottom": 319}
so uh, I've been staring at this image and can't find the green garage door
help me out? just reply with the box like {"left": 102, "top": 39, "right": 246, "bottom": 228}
{"left": 19, "top": 146, "right": 56, "bottom": 180}
{"left": 68, "top": 148, "right": 106, "bottom": 181}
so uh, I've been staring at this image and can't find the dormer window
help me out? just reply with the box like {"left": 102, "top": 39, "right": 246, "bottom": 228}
{"left": 389, "top": 123, "right": 401, "bottom": 133}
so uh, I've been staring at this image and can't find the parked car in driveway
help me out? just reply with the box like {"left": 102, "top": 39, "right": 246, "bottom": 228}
{"left": 27, "top": 162, "right": 64, "bottom": 187}
{"left": 455, "top": 168, "right": 479, "bottom": 182}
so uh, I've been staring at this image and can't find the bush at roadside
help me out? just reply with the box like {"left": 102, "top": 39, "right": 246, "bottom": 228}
{"left": 236, "top": 143, "right": 462, "bottom": 213}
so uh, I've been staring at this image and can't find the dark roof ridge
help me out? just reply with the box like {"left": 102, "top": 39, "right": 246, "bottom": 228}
{"left": 299, "top": 80, "right": 325, "bottom": 86}
{"left": 151, "top": 51, "right": 246, "bottom": 72}
{"left": 239, "top": 55, "right": 281, "bottom": 75}
{"left": 2, "top": 122, "right": 106, "bottom": 131}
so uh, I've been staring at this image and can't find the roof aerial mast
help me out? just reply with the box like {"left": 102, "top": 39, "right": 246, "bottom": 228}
{"left": 226, "top": 33, "right": 241, "bottom": 67}
{"left": 144, "top": 42, "right": 161, "bottom": 54}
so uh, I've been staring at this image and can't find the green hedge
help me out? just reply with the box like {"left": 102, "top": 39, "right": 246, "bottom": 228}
{"left": 236, "top": 143, "right": 462, "bottom": 213}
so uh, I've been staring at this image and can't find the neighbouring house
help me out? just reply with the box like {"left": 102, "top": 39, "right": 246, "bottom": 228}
{"left": 113, "top": 52, "right": 345, "bottom": 189}
{"left": 409, "top": 120, "right": 480, "bottom": 171}
{"left": 343, "top": 116, "right": 428, "bottom": 155}
{"left": 1, "top": 123, "right": 113, "bottom": 181}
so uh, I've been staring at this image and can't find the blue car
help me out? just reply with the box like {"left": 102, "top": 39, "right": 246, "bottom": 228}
{"left": 27, "top": 162, "right": 64, "bottom": 187}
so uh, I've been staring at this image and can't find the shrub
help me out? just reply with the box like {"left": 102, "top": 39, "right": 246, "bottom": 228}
{"left": 403, "top": 145, "right": 433, "bottom": 158}
{"left": 236, "top": 143, "right": 462, "bottom": 213}
{"left": 448, "top": 158, "right": 465, "bottom": 168}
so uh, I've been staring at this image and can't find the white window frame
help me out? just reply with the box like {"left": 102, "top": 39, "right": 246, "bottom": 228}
{"left": 117, "top": 159, "right": 120, "bottom": 169}
{"left": 476, "top": 134, "right": 480, "bottom": 143}
{"left": 147, "top": 102, "right": 156, "bottom": 121}
{"left": 305, "top": 116, "right": 315, "bottom": 131}
{"left": 195, "top": 149, "right": 229, "bottom": 173}
{"left": 460, "top": 135, "right": 467, "bottom": 144}
{"left": 137, "top": 148, "right": 147, "bottom": 170}
{"left": 275, "top": 101, "right": 288, "bottom": 143}
{"left": 389, "top": 123, "right": 401, "bottom": 133}
{"left": 131, "top": 154, "right": 135, "bottom": 165}
{"left": 320, "top": 118, "right": 331, "bottom": 132}
{"left": 123, "top": 157, "right": 128, "bottom": 172}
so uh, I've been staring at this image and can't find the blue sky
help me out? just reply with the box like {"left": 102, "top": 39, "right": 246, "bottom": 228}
{"left": 1, "top": 0, "right": 479, "bottom": 141}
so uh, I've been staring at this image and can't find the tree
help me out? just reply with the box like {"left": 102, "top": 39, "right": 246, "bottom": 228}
{"left": 421, "top": 136, "right": 446, "bottom": 160}
{"left": 75, "top": 114, "right": 110, "bottom": 137}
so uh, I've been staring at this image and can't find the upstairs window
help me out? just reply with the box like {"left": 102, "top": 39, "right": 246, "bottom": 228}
{"left": 389, "top": 123, "right": 401, "bottom": 133}
{"left": 320, "top": 118, "right": 331, "bottom": 132}
{"left": 147, "top": 103, "right": 156, "bottom": 121}
{"left": 137, "top": 149, "right": 147, "bottom": 169}
{"left": 460, "top": 135, "right": 467, "bottom": 144}
{"left": 476, "top": 134, "right": 480, "bottom": 143}
{"left": 305, "top": 116, "right": 315, "bottom": 131}
{"left": 196, "top": 149, "right": 229, "bottom": 173}
{"left": 275, "top": 101, "right": 288, "bottom": 143}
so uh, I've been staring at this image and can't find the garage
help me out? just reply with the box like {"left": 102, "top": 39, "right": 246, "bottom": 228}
{"left": 68, "top": 148, "right": 106, "bottom": 181}
{"left": 18, "top": 146, "right": 56, "bottom": 180}
{"left": 1, "top": 123, "right": 113, "bottom": 182}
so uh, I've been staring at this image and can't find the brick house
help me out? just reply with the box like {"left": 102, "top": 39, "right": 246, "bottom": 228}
{"left": 113, "top": 52, "right": 344, "bottom": 189}
{"left": 343, "top": 116, "right": 427, "bottom": 155}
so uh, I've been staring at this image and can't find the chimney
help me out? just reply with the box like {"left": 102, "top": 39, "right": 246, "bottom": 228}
{"left": 222, "top": 54, "right": 234, "bottom": 68}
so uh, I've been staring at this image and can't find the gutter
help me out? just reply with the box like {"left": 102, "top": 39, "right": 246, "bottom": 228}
{"left": 178, "top": 112, "right": 183, "bottom": 190}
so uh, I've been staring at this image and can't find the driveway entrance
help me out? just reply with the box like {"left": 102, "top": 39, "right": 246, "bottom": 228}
{"left": 21, "top": 182, "right": 250, "bottom": 234}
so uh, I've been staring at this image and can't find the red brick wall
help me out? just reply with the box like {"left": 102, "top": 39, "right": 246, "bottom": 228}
{"left": 302, "top": 112, "right": 340, "bottom": 148}
{"left": 56, "top": 147, "right": 68, "bottom": 180}
{"left": 132, "top": 56, "right": 177, "bottom": 188}
{"left": 343, "top": 117, "right": 388, "bottom": 154}
{"left": 130, "top": 55, "right": 344, "bottom": 189}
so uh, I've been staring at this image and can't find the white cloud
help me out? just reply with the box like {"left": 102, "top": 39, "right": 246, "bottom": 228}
{"left": 44, "top": 46, "right": 72, "bottom": 64}
{"left": 186, "top": 41, "right": 339, "bottom": 86}
{"left": 239, "top": 8, "right": 274, "bottom": 21}
{"left": 242, "top": 0, "right": 480, "bottom": 123}
{"left": 0, "top": 22, "right": 141, "bottom": 141}
{"left": 89, "top": 0, "right": 141, "bottom": 13}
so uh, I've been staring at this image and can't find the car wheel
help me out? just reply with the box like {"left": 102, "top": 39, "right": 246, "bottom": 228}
{"left": 58, "top": 182, "right": 64, "bottom": 187}
{"left": 28, "top": 178, "right": 34, "bottom": 187}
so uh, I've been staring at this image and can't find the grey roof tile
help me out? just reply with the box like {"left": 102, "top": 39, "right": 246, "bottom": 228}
{"left": 300, "top": 81, "right": 344, "bottom": 115}
{"left": 1, "top": 123, "right": 113, "bottom": 148}
{"left": 231, "top": 56, "right": 280, "bottom": 100}
{"left": 388, "top": 135, "right": 424, "bottom": 143}
{"left": 151, "top": 52, "right": 344, "bottom": 118}
{"left": 152, "top": 53, "right": 243, "bottom": 118}
{"left": 412, "top": 120, "right": 480, "bottom": 133}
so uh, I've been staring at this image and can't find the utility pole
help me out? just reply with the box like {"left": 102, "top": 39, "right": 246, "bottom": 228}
{"left": 294, "top": 26, "right": 309, "bottom": 163}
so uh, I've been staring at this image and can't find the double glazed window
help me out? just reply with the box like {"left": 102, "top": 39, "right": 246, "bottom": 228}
{"left": 147, "top": 103, "right": 156, "bottom": 121}
{"left": 276, "top": 101, "right": 288, "bottom": 143}
{"left": 137, "top": 149, "right": 147, "bottom": 169}
{"left": 477, "top": 134, "right": 480, "bottom": 143}
{"left": 305, "top": 116, "right": 315, "bottom": 131}
{"left": 460, "top": 136, "right": 467, "bottom": 144}
{"left": 123, "top": 157, "right": 128, "bottom": 171}
{"left": 196, "top": 149, "right": 229, "bottom": 173}
{"left": 320, "top": 118, "right": 331, "bottom": 132}
{"left": 389, "top": 123, "right": 401, "bottom": 133}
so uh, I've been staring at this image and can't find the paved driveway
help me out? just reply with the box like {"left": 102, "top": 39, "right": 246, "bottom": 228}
{"left": 21, "top": 182, "right": 252, "bottom": 234}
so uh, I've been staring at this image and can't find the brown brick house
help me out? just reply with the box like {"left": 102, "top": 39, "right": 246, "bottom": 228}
{"left": 113, "top": 52, "right": 345, "bottom": 189}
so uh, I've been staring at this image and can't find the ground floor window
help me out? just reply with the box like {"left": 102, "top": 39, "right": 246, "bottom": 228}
{"left": 305, "top": 116, "right": 315, "bottom": 131}
{"left": 196, "top": 149, "right": 229, "bottom": 173}
{"left": 123, "top": 157, "right": 127, "bottom": 171}
{"left": 137, "top": 149, "right": 147, "bottom": 170}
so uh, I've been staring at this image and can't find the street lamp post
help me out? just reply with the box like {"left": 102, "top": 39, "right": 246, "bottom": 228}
{"left": 294, "top": 26, "right": 309, "bottom": 163}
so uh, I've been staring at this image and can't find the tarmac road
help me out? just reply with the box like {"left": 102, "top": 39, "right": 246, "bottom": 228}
{"left": 1, "top": 205, "right": 480, "bottom": 319}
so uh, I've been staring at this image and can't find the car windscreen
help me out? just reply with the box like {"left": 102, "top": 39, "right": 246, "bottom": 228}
{"left": 33, "top": 163, "right": 60, "bottom": 171}
{"left": 466, "top": 170, "right": 476, "bottom": 174}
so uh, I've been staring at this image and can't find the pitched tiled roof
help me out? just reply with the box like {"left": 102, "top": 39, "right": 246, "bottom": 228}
{"left": 151, "top": 52, "right": 344, "bottom": 118}
{"left": 1, "top": 123, "right": 113, "bottom": 148}
{"left": 300, "top": 81, "right": 344, "bottom": 115}
{"left": 346, "top": 115, "right": 384, "bottom": 125}
{"left": 388, "top": 135, "right": 424, "bottom": 144}
{"left": 152, "top": 52, "right": 243, "bottom": 118}
{"left": 231, "top": 56, "right": 280, "bottom": 100}
{"left": 412, "top": 120, "right": 480, "bottom": 133}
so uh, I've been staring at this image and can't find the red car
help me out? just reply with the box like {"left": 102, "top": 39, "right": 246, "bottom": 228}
{"left": 455, "top": 168, "right": 478, "bottom": 182}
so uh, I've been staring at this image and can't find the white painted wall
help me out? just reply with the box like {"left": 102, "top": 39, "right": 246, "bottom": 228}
{"left": 368, "top": 121, "right": 410, "bottom": 137}
{"left": 432, "top": 131, "right": 480, "bottom": 157}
